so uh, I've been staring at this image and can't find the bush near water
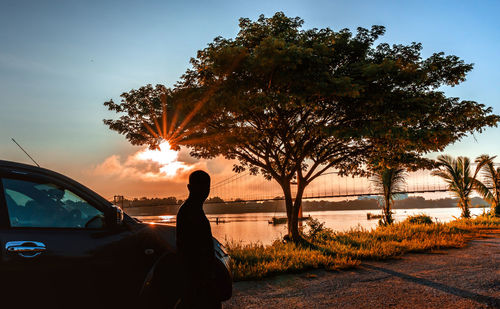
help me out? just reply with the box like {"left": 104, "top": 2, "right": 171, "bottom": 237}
{"left": 405, "top": 214, "right": 433, "bottom": 225}
{"left": 226, "top": 214, "right": 500, "bottom": 281}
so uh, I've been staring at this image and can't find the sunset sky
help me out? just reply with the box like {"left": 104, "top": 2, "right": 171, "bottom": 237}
{"left": 1, "top": 0, "right": 499, "bottom": 200}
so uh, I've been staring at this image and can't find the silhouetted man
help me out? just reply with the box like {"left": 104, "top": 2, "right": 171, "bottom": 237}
{"left": 176, "top": 170, "right": 220, "bottom": 308}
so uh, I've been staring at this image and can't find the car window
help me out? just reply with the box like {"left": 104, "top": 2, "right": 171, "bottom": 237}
{"left": 2, "top": 178, "right": 105, "bottom": 229}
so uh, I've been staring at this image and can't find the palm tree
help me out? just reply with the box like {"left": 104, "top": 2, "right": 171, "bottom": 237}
{"left": 473, "top": 155, "right": 500, "bottom": 217}
{"left": 371, "top": 166, "right": 407, "bottom": 225}
{"left": 432, "top": 155, "right": 480, "bottom": 219}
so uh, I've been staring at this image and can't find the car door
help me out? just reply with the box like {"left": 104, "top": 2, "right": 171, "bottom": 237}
{"left": 0, "top": 170, "right": 150, "bottom": 307}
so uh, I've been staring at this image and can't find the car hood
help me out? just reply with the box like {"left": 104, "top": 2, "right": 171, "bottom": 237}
{"left": 139, "top": 222, "right": 177, "bottom": 252}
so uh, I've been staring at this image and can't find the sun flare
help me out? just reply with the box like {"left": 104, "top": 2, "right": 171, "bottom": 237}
{"left": 137, "top": 141, "right": 192, "bottom": 177}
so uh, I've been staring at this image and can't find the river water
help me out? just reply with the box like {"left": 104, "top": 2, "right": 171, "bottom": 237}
{"left": 136, "top": 207, "right": 487, "bottom": 245}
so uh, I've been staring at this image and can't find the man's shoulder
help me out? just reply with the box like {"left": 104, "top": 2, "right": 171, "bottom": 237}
{"left": 177, "top": 201, "right": 191, "bottom": 214}
{"left": 176, "top": 202, "right": 196, "bottom": 221}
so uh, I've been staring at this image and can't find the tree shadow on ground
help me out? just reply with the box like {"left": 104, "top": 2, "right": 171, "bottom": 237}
{"left": 286, "top": 236, "right": 341, "bottom": 258}
{"left": 363, "top": 264, "right": 500, "bottom": 307}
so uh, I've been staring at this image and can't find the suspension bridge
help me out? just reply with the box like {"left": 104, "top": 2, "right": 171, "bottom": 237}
{"left": 116, "top": 164, "right": 497, "bottom": 210}
{"left": 207, "top": 169, "right": 455, "bottom": 203}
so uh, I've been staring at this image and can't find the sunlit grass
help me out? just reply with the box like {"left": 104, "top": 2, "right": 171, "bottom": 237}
{"left": 227, "top": 240, "right": 360, "bottom": 280}
{"left": 227, "top": 214, "right": 500, "bottom": 281}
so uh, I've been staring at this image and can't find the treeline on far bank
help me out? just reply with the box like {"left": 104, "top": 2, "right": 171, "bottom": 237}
{"left": 122, "top": 196, "right": 488, "bottom": 217}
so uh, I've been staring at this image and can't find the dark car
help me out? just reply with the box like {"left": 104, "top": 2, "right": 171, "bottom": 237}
{"left": 0, "top": 160, "right": 231, "bottom": 308}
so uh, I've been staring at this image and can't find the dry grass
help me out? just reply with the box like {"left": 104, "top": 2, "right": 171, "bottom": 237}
{"left": 228, "top": 240, "right": 360, "bottom": 280}
{"left": 226, "top": 214, "right": 500, "bottom": 281}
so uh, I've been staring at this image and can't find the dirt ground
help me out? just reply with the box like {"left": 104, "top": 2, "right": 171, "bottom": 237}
{"left": 223, "top": 233, "right": 500, "bottom": 308}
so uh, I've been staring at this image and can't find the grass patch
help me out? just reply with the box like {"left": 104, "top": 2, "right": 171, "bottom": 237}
{"left": 227, "top": 240, "right": 359, "bottom": 280}
{"left": 227, "top": 214, "right": 500, "bottom": 281}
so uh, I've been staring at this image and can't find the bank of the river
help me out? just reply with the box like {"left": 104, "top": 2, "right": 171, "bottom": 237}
{"left": 123, "top": 197, "right": 488, "bottom": 217}
{"left": 223, "top": 232, "right": 500, "bottom": 308}
{"left": 226, "top": 215, "right": 500, "bottom": 282}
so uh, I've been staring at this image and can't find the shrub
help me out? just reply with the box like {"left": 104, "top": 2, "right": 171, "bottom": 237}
{"left": 305, "top": 217, "right": 333, "bottom": 242}
{"left": 405, "top": 214, "right": 433, "bottom": 225}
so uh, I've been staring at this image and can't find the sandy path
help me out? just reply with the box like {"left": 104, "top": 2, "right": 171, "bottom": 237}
{"left": 223, "top": 234, "right": 500, "bottom": 308}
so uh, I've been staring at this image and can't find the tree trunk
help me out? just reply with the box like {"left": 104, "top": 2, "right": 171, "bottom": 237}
{"left": 278, "top": 177, "right": 307, "bottom": 242}
{"left": 291, "top": 188, "right": 304, "bottom": 242}
{"left": 383, "top": 200, "right": 389, "bottom": 224}
{"left": 383, "top": 199, "right": 393, "bottom": 225}
{"left": 492, "top": 200, "right": 500, "bottom": 217}
{"left": 288, "top": 179, "right": 305, "bottom": 242}
{"left": 460, "top": 198, "right": 471, "bottom": 218}
{"left": 279, "top": 180, "right": 294, "bottom": 238}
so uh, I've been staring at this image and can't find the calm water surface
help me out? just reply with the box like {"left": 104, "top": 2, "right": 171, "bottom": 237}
{"left": 136, "top": 207, "right": 486, "bottom": 245}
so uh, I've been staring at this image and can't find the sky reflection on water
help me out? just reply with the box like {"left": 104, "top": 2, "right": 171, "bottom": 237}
{"left": 137, "top": 207, "right": 487, "bottom": 245}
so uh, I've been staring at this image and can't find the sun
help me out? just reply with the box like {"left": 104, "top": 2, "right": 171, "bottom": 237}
{"left": 137, "top": 140, "right": 192, "bottom": 177}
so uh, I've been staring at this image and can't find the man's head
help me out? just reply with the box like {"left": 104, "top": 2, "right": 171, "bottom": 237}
{"left": 187, "top": 170, "right": 211, "bottom": 200}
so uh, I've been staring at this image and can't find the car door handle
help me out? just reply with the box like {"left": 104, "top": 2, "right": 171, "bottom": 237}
{"left": 5, "top": 241, "right": 46, "bottom": 258}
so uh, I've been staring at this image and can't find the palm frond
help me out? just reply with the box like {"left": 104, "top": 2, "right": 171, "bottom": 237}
{"left": 474, "top": 154, "right": 500, "bottom": 214}
{"left": 433, "top": 155, "right": 474, "bottom": 218}
{"left": 473, "top": 179, "right": 494, "bottom": 203}
{"left": 370, "top": 166, "right": 407, "bottom": 224}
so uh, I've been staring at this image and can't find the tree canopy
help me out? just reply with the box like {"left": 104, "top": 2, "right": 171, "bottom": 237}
{"left": 104, "top": 12, "right": 499, "bottom": 241}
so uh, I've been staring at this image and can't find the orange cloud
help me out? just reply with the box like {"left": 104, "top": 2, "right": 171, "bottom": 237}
{"left": 91, "top": 143, "right": 194, "bottom": 181}
{"left": 87, "top": 145, "right": 237, "bottom": 199}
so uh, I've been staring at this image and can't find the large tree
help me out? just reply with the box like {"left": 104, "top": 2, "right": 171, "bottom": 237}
{"left": 104, "top": 12, "right": 498, "bottom": 241}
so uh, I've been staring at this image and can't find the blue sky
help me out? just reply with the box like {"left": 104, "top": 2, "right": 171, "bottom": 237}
{"left": 0, "top": 0, "right": 499, "bottom": 198}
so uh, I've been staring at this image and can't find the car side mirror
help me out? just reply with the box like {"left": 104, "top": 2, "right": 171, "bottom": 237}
{"left": 107, "top": 205, "right": 124, "bottom": 228}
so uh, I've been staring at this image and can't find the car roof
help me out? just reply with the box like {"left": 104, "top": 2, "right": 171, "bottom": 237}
{"left": 0, "top": 160, "right": 76, "bottom": 182}
{"left": 1, "top": 159, "right": 56, "bottom": 173}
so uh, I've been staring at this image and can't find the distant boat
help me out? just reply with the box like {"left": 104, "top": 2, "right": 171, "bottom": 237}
{"left": 213, "top": 217, "right": 226, "bottom": 224}
{"left": 268, "top": 216, "right": 310, "bottom": 225}
{"left": 366, "top": 213, "right": 383, "bottom": 220}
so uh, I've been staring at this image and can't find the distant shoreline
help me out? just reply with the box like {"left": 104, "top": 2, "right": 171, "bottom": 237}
{"left": 123, "top": 196, "right": 489, "bottom": 217}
